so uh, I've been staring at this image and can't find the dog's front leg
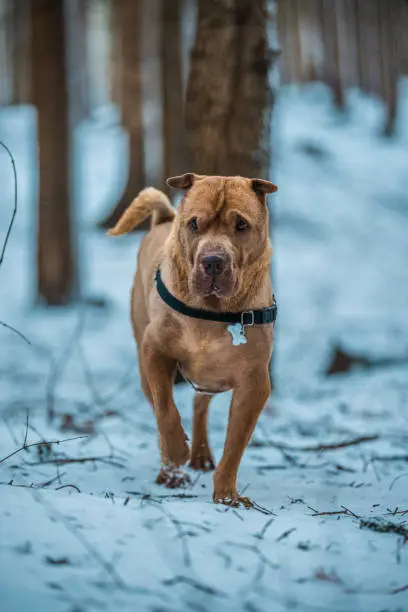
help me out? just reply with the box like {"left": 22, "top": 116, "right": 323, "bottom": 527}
{"left": 142, "top": 332, "right": 190, "bottom": 488}
{"left": 190, "top": 394, "right": 215, "bottom": 471}
{"left": 213, "top": 368, "right": 270, "bottom": 507}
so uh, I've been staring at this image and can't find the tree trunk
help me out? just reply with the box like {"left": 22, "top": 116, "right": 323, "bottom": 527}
{"left": 161, "top": 0, "right": 187, "bottom": 188}
{"left": 185, "top": 0, "right": 279, "bottom": 389}
{"left": 185, "top": 0, "right": 278, "bottom": 179}
{"left": 319, "top": 0, "right": 345, "bottom": 109}
{"left": 109, "top": 0, "right": 122, "bottom": 108}
{"left": 12, "top": 0, "right": 31, "bottom": 104}
{"left": 0, "top": 0, "right": 13, "bottom": 105}
{"left": 66, "top": 0, "right": 89, "bottom": 127}
{"left": 31, "top": 0, "right": 77, "bottom": 305}
{"left": 378, "top": 0, "right": 398, "bottom": 137}
{"left": 339, "top": 0, "right": 359, "bottom": 90}
{"left": 98, "top": 0, "right": 146, "bottom": 230}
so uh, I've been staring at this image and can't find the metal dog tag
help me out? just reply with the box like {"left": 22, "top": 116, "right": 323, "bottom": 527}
{"left": 227, "top": 323, "right": 247, "bottom": 346}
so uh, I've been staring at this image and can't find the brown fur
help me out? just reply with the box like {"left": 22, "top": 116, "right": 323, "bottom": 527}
{"left": 107, "top": 187, "right": 175, "bottom": 235}
{"left": 108, "top": 173, "right": 278, "bottom": 507}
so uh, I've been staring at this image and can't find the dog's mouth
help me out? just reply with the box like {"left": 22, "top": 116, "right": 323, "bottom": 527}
{"left": 192, "top": 268, "right": 238, "bottom": 299}
{"left": 208, "top": 279, "right": 229, "bottom": 298}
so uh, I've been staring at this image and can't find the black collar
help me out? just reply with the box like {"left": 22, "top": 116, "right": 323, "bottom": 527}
{"left": 155, "top": 267, "right": 277, "bottom": 327}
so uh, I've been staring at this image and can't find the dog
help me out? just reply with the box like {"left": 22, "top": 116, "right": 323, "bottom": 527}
{"left": 108, "top": 173, "right": 278, "bottom": 507}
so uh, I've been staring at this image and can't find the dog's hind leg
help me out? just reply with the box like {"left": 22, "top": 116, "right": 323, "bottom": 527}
{"left": 142, "top": 330, "right": 190, "bottom": 488}
{"left": 189, "top": 394, "right": 215, "bottom": 471}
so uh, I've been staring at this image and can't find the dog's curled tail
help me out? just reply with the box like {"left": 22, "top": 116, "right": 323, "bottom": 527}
{"left": 107, "top": 187, "right": 175, "bottom": 236}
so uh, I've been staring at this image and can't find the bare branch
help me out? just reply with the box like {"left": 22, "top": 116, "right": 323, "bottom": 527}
{"left": 0, "top": 434, "right": 87, "bottom": 465}
{"left": 276, "top": 527, "right": 297, "bottom": 542}
{"left": 372, "top": 454, "right": 408, "bottom": 463}
{"left": 126, "top": 491, "right": 198, "bottom": 500}
{"left": 310, "top": 506, "right": 360, "bottom": 519}
{"left": 389, "top": 472, "right": 408, "bottom": 491}
{"left": 1, "top": 473, "right": 66, "bottom": 489}
{"left": 391, "top": 583, "right": 408, "bottom": 594}
{"left": 23, "top": 409, "right": 29, "bottom": 448}
{"left": 340, "top": 505, "right": 360, "bottom": 519}
{"left": 254, "top": 517, "right": 275, "bottom": 540}
{"left": 55, "top": 484, "right": 81, "bottom": 493}
{"left": 0, "top": 321, "right": 31, "bottom": 345}
{"left": 251, "top": 434, "right": 379, "bottom": 452}
{"left": 386, "top": 508, "right": 408, "bottom": 516}
{"left": 163, "top": 575, "right": 226, "bottom": 597}
{"left": 25, "top": 455, "right": 124, "bottom": 468}
{"left": 0, "top": 140, "right": 17, "bottom": 266}
{"left": 311, "top": 510, "right": 348, "bottom": 517}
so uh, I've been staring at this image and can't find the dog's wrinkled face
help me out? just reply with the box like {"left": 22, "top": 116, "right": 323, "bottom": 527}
{"left": 167, "top": 173, "right": 277, "bottom": 299}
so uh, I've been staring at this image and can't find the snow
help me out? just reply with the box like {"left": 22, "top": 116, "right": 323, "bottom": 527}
{"left": 1, "top": 82, "right": 408, "bottom": 611}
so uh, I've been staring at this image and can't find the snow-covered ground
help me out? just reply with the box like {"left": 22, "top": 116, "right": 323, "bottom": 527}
{"left": 1, "top": 84, "right": 408, "bottom": 612}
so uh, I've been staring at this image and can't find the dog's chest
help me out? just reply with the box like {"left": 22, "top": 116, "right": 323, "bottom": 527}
{"left": 175, "top": 324, "right": 253, "bottom": 393}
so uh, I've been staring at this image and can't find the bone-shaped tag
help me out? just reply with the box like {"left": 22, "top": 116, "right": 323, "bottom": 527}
{"left": 227, "top": 323, "right": 247, "bottom": 346}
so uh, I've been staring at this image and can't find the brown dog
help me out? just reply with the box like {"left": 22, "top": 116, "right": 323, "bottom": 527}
{"left": 108, "top": 173, "right": 277, "bottom": 507}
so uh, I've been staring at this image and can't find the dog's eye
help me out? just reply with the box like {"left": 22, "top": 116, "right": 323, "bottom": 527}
{"left": 188, "top": 217, "right": 199, "bottom": 232}
{"left": 235, "top": 216, "right": 249, "bottom": 232}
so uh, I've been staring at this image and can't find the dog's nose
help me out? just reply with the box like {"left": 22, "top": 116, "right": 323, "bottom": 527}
{"left": 202, "top": 255, "right": 225, "bottom": 277}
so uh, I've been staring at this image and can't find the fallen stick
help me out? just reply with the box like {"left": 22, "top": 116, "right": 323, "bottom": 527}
{"left": 25, "top": 456, "right": 125, "bottom": 468}
{"left": 311, "top": 510, "right": 349, "bottom": 517}
{"left": 0, "top": 321, "right": 31, "bottom": 345}
{"left": 55, "top": 484, "right": 81, "bottom": 493}
{"left": 310, "top": 505, "right": 360, "bottom": 519}
{"left": 163, "top": 575, "right": 226, "bottom": 598}
{"left": 303, "top": 435, "right": 379, "bottom": 452}
{"left": 391, "top": 583, "right": 408, "bottom": 595}
{"left": 372, "top": 454, "right": 408, "bottom": 463}
{"left": 126, "top": 491, "right": 198, "bottom": 500}
{"left": 251, "top": 434, "right": 379, "bottom": 452}
{"left": 0, "top": 435, "right": 87, "bottom": 465}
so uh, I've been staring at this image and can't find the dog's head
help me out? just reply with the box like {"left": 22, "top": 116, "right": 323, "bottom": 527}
{"left": 167, "top": 173, "right": 277, "bottom": 300}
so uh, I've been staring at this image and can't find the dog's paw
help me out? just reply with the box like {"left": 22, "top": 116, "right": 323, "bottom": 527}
{"left": 213, "top": 492, "right": 253, "bottom": 509}
{"left": 189, "top": 453, "right": 215, "bottom": 472}
{"left": 156, "top": 466, "right": 191, "bottom": 489}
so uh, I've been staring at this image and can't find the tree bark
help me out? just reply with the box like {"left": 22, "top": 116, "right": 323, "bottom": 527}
{"left": 185, "top": 0, "right": 278, "bottom": 179}
{"left": 0, "top": 0, "right": 13, "bottom": 105}
{"left": 66, "top": 0, "right": 89, "bottom": 127}
{"left": 98, "top": 0, "right": 146, "bottom": 230}
{"left": 161, "top": 0, "right": 187, "bottom": 186}
{"left": 109, "top": 0, "right": 122, "bottom": 108}
{"left": 31, "top": 0, "right": 77, "bottom": 305}
{"left": 319, "top": 0, "right": 345, "bottom": 109}
{"left": 12, "top": 0, "right": 31, "bottom": 104}
{"left": 378, "top": 0, "right": 398, "bottom": 137}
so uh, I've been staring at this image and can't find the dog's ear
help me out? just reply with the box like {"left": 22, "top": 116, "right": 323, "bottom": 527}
{"left": 167, "top": 173, "right": 196, "bottom": 190}
{"left": 251, "top": 179, "right": 278, "bottom": 195}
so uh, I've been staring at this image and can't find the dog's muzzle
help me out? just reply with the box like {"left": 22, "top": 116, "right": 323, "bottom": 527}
{"left": 194, "top": 249, "right": 235, "bottom": 298}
